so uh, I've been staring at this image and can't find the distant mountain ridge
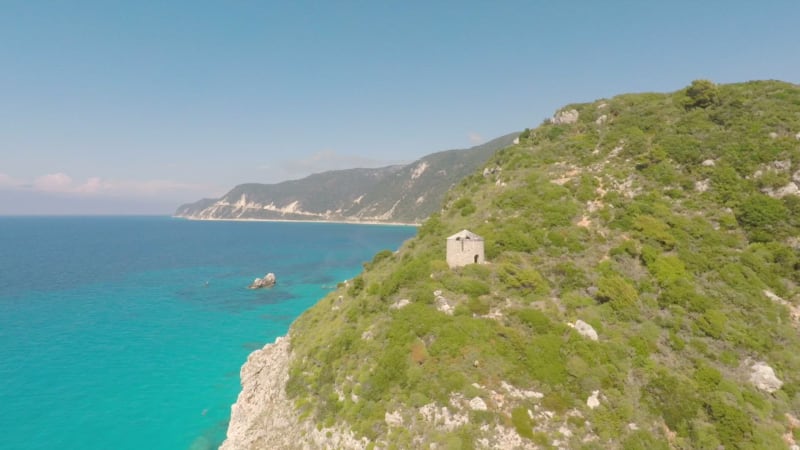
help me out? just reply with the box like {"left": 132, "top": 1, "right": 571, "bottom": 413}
{"left": 174, "top": 133, "right": 519, "bottom": 224}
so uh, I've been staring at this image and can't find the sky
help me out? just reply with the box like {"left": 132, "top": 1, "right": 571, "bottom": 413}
{"left": 1, "top": 1, "right": 799, "bottom": 214}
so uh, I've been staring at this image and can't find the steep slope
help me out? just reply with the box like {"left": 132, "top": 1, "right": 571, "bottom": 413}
{"left": 175, "top": 133, "right": 519, "bottom": 224}
{"left": 225, "top": 80, "right": 800, "bottom": 449}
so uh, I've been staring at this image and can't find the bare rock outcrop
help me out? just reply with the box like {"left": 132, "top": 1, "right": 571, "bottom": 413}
{"left": 390, "top": 298, "right": 411, "bottom": 310}
{"left": 586, "top": 390, "right": 602, "bottom": 409}
{"left": 434, "top": 290, "right": 455, "bottom": 315}
{"left": 249, "top": 272, "right": 276, "bottom": 289}
{"left": 220, "top": 336, "right": 366, "bottom": 450}
{"left": 221, "top": 337, "right": 292, "bottom": 450}
{"left": 469, "top": 396, "right": 488, "bottom": 411}
{"left": 568, "top": 319, "right": 599, "bottom": 341}
{"left": 763, "top": 182, "right": 800, "bottom": 198}
{"left": 750, "top": 361, "right": 783, "bottom": 393}
{"left": 695, "top": 179, "right": 711, "bottom": 192}
{"left": 551, "top": 109, "right": 579, "bottom": 125}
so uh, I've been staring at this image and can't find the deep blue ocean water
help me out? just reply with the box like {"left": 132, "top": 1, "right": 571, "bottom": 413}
{"left": 0, "top": 216, "right": 416, "bottom": 450}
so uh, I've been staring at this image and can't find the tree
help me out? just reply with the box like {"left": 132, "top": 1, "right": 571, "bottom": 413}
{"left": 684, "top": 79, "right": 719, "bottom": 109}
{"left": 736, "top": 194, "right": 789, "bottom": 241}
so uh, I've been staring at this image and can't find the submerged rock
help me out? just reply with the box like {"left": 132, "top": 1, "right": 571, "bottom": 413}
{"left": 249, "top": 272, "right": 276, "bottom": 289}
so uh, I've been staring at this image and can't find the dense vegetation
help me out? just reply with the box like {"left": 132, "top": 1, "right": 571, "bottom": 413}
{"left": 286, "top": 80, "right": 800, "bottom": 448}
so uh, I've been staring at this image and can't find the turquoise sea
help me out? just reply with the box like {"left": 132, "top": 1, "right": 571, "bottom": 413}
{"left": 0, "top": 216, "right": 416, "bottom": 450}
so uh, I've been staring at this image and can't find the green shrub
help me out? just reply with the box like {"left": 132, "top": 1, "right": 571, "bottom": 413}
{"left": 418, "top": 213, "right": 444, "bottom": 239}
{"left": 684, "top": 79, "right": 720, "bottom": 109}
{"left": 516, "top": 309, "right": 554, "bottom": 334}
{"left": 633, "top": 215, "right": 676, "bottom": 249}
{"left": 647, "top": 254, "right": 688, "bottom": 286}
{"left": 706, "top": 395, "right": 753, "bottom": 448}
{"left": 348, "top": 276, "right": 365, "bottom": 296}
{"left": 466, "top": 297, "right": 490, "bottom": 315}
{"left": 610, "top": 239, "right": 639, "bottom": 258}
{"left": 693, "top": 365, "right": 722, "bottom": 393}
{"left": 736, "top": 194, "right": 790, "bottom": 242}
{"left": 525, "top": 334, "right": 569, "bottom": 386}
{"left": 596, "top": 274, "right": 639, "bottom": 314}
{"left": 644, "top": 371, "right": 700, "bottom": 436}
{"left": 553, "top": 261, "right": 589, "bottom": 291}
{"left": 562, "top": 291, "right": 594, "bottom": 311}
{"left": 511, "top": 407, "right": 534, "bottom": 439}
{"left": 697, "top": 309, "right": 727, "bottom": 339}
{"left": 658, "top": 278, "right": 714, "bottom": 312}
{"left": 371, "top": 249, "right": 394, "bottom": 266}
{"left": 622, "top": 430, "right": 670, "bottom": 450}
{"left": 499, "top": 263, "right": 549, "bottom": 294}
{"left": 453, "top": 197, "right": 477, "bottom": 216}
{"left": 442, "top": 274, "right": 490, "bottom": 298}
{"left": 541, "top": 390, "right": 572, "bottom": 413}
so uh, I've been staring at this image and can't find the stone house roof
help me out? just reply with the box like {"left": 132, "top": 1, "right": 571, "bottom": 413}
{"left": 446, "top": 229, "right": 483, "bottom": 241}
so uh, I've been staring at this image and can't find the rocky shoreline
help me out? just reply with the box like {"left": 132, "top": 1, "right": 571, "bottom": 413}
{"left": 220, "top": 336, "right": 366, "bottom": 450}
{"left": 174, "top": 216, "right": 420, "bottom": 227}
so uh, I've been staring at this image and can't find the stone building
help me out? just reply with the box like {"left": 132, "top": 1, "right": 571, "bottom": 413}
{"left": 446, "top": 229, "right": 484, "bottom": 268}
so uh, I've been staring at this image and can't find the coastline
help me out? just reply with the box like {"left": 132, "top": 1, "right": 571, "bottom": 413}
{"left": 202, "top": 215, "right": 414, "bottom": 447}
{"left": 172, "top": 215, "right": 420, "bottom": 227}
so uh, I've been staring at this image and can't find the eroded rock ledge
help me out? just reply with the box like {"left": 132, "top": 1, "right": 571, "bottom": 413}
{"left": 220, "top": 336, "right": 366, "bottom": 450}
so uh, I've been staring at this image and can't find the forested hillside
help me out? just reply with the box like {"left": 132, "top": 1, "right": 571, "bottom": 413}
{"left": 284, "top": 80, "right": 800, "bottom": 448}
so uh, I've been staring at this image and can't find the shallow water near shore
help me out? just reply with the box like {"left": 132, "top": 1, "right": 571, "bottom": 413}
{"left": 0, "top": 216, "right": 416, "bottom": 450}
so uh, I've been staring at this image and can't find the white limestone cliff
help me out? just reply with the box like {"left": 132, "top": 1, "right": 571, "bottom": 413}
{"left": 220, "top": 336, "right": 366, "bottom": 450}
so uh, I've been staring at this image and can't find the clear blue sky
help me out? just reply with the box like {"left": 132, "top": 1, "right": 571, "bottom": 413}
{"left": 1, "top": 1, "right": 798, "bottom": 214}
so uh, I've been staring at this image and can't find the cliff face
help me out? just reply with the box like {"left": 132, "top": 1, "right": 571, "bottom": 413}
{"left": 175, "top": 133, "right": 519, "bottom": 224}
{"left": 220, "top": 337, "right": 366, "bottom": 450}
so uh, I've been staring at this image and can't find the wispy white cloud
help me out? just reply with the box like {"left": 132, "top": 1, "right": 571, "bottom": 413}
{"left": 1, "top": 172, "right": 212, "bottom": 198}
{"left": 106, "top": 179, "right": 209, "bottom": 196}
{"left": 33, "top": 172, "right": 75, "bottom": 192}
{"left": 467, "top": 132, "right": 484, "bottom": 145}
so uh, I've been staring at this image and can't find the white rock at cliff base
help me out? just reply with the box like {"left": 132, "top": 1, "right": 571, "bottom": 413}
{"left": 220, "top": 336, "right": 368, "bottom": 449}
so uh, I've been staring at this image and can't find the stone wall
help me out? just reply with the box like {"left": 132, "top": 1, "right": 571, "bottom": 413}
{"left": 446, "top": 238, "right": 484, "bottom": 268}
